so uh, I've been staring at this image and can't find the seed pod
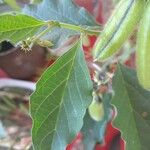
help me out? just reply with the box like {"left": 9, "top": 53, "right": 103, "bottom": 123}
{"left": 136, "top": 1, "right": 150, "bottom": 89}
{"left": 94, "top": 0, "right": 145, "bottom": 61}
{"left": 88, "top": 100, "right": 104, "bottom": 122}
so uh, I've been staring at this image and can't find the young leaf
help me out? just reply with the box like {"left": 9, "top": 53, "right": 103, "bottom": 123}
{"left": 30, "top": 40, "right": 93, "bottom": 150}
{"left": 81, "top": 94, "right": 112, "bottom": 150}
{"left": 0, "top": 14, "right": 45, "bottom": 44}
{"left": 23, "top": 0, "right": 98, "bottom": 47}
{"left": 112, "top": 64, "right": 150, "bottom": 150}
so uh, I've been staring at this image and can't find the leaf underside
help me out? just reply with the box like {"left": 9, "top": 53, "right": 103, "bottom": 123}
{"left": 112, "top": 64, "right": 150, "bottom": 150}
{"left": 30, "top": 40, "right": 93, "bottom": 150}
{"left": 23, "top": 0, "right": 98, "bottom": 47}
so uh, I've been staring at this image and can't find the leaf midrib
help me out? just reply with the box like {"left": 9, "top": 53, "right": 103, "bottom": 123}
{"left": 0, "top": 23, "right": 44, "bottom": 33}
{"left": 33, "top": 42, "right": 79, "bottom": 149}
{"left": 32, "top": 58, "right": 75, "bottom": 118}
{"left": 51, "top": 43, "right": 79, "bottom": 148}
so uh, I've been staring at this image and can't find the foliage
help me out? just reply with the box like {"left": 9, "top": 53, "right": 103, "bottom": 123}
{"left": 23, "top": 0, "right": 99, "bottom": 47}
{"left": 112, "top": 64, "right": 150, "bottom": 150}
{"left": 0, "top": 0, "right": 150, "bottom": 150}
{"left": 3, "top": 0, "right": 20, "bottom": 11}
{"left": 31, "top": 40, "right": 93, "bottom": 150}
{"left": 0, "top": 14, "right": 45, "bottom": 44}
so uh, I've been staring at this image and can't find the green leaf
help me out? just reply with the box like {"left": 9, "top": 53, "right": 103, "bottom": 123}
{"left": 0, "top": 14, "right": 45, "bottom": 44}
{"left": 81, "top": 94, "right": 112, "bottom": 150}
{"left": 23, "top": 0, "right": 98, "bottom": 47}
{"left": 112, "top": 64, "right": 150, "bottom": 150}
{"left": 4, "top": 0, "right": 20, "bottom": 11}
{"left": 31, "top": 40, "right": 93, "bottom": 150}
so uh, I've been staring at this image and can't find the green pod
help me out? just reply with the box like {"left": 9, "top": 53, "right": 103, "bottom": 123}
{"left": 136, "top": 1, "right": 150, "bottom": 89}
{"left": 94, "top": 0, "right": 145, "bottom": 61}
{"left": 88, "top": 100, "right": 104, "bottom": 122}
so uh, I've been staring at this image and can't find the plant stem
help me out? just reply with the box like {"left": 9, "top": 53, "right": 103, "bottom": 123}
{"left": 47, "top": 21, "right": 101, "bottom": 36}
{"left": 32, "top": 24, "right": 54, "bottom": 43}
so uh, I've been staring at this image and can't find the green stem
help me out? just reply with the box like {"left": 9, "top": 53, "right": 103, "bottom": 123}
{"left": 47, "top": 21, "right": 101, "bottom": 36}
{"left": 32, "top": 24, "right": 54, "bottom": 43}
